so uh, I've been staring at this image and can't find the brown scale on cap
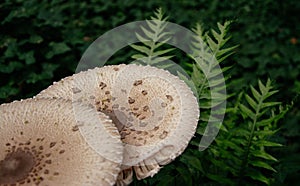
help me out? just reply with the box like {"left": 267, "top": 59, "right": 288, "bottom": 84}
{"left": 128, "top": 97, "right": 135, "bottom": 104}
{"left": 113, "top": 67, "right": 120, "bottom": 71}
{"left": 99, "top": 82, "right": 107, "bottom": 90}
{"left": 133, "top": 80, "right": 142, "bottom": 86}
{"left": 166, "top": 95, "right": 173, "bottom": 102}
{"left": 141, "top": 90, "right": 148, "bottom": 96}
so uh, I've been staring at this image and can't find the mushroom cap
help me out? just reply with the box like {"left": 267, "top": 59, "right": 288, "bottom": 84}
{"left": 36, "top": 64, "right": 126, "bottom": 102}
{"left": 0, "top": 98, "right": 123, "bottom": 186}
{"left": 36, "top": 64, "right": 199, "bottom": 182}
{"left": 111, "top": 65, "right": 199, "bottom": 179}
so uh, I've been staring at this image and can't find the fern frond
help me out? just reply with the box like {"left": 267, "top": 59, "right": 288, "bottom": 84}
{"left": 197, "top": 79, "right": 289, "bottom": 186}
{"left": 191, "top": 21, "right": 237, "bottom": 98}
{"left": 235, "top": 79, "right": 286, "bottom": 185}
{"left": 207, "top": 21, "right": 239, "bottom": 61}
{"left": 131, "top": 7, "right": 175, "bottom": 67}
{"left": 190, "top": 21, "right": 237, "bottom": 151}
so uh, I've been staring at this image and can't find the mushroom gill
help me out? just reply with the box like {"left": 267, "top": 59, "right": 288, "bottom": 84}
{"left": 0, "top": 98, "right": 123, "bottom": 186}
{"left": 35, "top": 64, "right": 199, "bottom": 184}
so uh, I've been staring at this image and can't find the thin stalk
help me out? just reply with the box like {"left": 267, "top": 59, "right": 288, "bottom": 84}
{"left": 238, "top": 92, "right": 265, "bottom": 181}
{"left": 146, "top": 21, "right": 161, "bottom": 65}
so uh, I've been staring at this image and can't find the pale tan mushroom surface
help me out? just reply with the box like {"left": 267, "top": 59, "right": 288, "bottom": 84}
{"left": 36, "top": 64, "right": 200, "bottom": 184}
{"left": 0, "top": 98, "right": 123, "bottom": 186}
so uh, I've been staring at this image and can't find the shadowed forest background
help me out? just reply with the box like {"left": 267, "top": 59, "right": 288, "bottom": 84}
{"left": 0, "top": 1, "right": 299, "bottom": 185}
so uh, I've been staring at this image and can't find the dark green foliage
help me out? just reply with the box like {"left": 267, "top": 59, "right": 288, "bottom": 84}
{"left": 1, "top": 1, "right": 299, "bottom": 185}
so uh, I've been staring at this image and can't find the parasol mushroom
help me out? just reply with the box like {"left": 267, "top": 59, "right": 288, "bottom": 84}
{"left": 0, "top": 98, "right": 123, "bottom": 186}
{"left": 111, "top": 64, "right": 199, "bottom": 180}
{"left": 36, "top": 64, "right": 199, "bottom": 184}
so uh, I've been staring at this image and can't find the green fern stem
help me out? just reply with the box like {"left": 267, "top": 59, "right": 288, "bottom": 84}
{"left": 145, "top": 9, "right": 165, "bottom": 65}
{"left": 146, "top": 29, "right": 158, "bottom": 64}
{"left": 197, "top": 72, "right": 207, "bottom": 98}
{"left": 239, "top": 92, "right": 264, "bottom": 181}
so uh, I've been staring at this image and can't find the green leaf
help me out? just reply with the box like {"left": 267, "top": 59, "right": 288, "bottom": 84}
{"left": 249, "top": 160, "right": 277, "bottom": 172}
{"left": 261, "top": 102, "right": 281, "bottom": 108}
{"left": 141, "top": 26, "right": 155, "bottom": 39}
{"left": 135, "top": 33, "right": 152, "bottom": 47}
{"left": 154, "top": 37, "right": 172, "bottom": 48}
{"left": 264, "top": 90, "right": 279, "bottom": 100}
{"left": 29, "top": 35, "right": 43, "bottom": 44}
{"left": 131, "top": 54, "right": 145, "bottom": 60}
{"left": 207, "top": 76, "right": 226, "bottom": 87}
{"left": 19, "top": 51, "right": 35, "bottom": 65}
{"left": 254, "top": 129, "right": 279, "bottom": 136}
{"left": 152, "top": 48, "right": 175, "bottom": 57}
{"left": 216, "top": 51, "right": 236, "bottom": 63}
{"left": 4, "top": 41, "right": 18, "bottom": 58}
{"left": 216, "top": 139, "right": 244, "bottom": 154}
{"left": 233, "top": 128, "right": 251, "bottom": 138}
{"left": 250, "top": 85, "right": 261, "bottom": 101}
{"left": 258, "top": 79, "right": 267, "bottom": 93}
{"left": 150, "top": 56, "right": 174, "bottom": 64}
{"left": 245, "top": 94, "right": 258, "bottom": 110}
{"left": 46, "top": 42, "right": 71, "bottom": 59}
{"left": 145, "top": 19, "right": 156, "bottom": 32}
{"left": 0, "top": 61, "right": 23, "bottom": 73}
{"left": 239, "top": 103, "right": 255, "bottom": 120}
{"left": 231, "top": 137, "right": 248, "bottom": 146}
{"left": 211, "top": 29, "right": 221, "bottom": 43}
{"left": 192, "top": 23, "right": 205, "bottom": 38}
{"left": 217, "top": 45, "right": 238, "bottom": 58}
{"left": 256, "top": 117, "right": 275, "bottom": 127}
{"left": 157, "top": 32, "right": 171, "bottom": 41}
{"left": 0, "top": 86, "right": 19, "bottom": 99}
{"left": 246, "top": 169, "right": 270, "bottom": 185}
{"left": 251, "top": 150, "right": 278, "bottom": 162}
{"left": 130, "top": 44, "right": 150, "bottom": 55}
{"left": 206, "top": 36, "right": 218, "bottom": 51}
{"left": 254, "top": 140, "right": 282, "bottom": 147}
{"left": 208, "top": 65, "right": 231, "bottom": 78}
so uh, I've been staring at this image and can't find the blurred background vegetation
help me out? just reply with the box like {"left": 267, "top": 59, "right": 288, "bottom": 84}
{"left": 0, "top": 0, "right": 299, "bottom": 185}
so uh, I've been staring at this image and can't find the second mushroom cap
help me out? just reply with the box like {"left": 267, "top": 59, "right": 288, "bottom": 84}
{"left": 0, "top": 98, "right": 123, "bottom": 186}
